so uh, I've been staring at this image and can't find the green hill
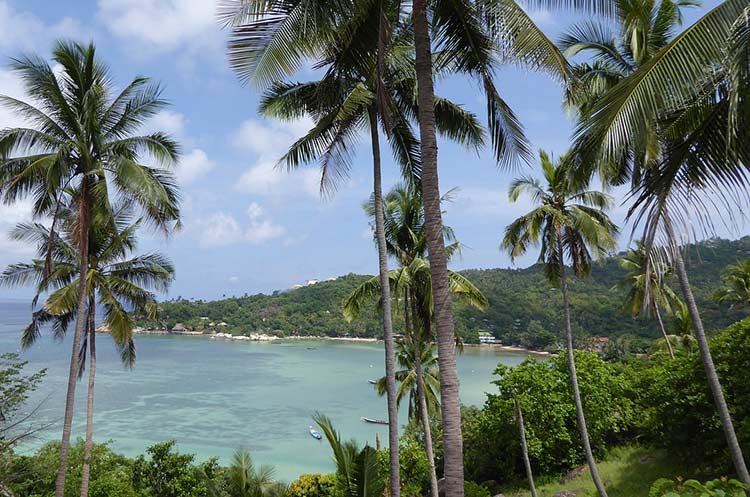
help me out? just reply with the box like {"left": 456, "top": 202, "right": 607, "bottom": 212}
{"left": 146, "top": 237, "right": 750, "bottom": 348}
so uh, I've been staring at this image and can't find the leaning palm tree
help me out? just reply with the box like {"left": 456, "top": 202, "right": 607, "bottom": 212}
{"left": 256, "top": 12, "right": 484, "bottom": 494}
{"left": 220, "top": 2, "right": 569, "bottom": 492}
{"left": 1, "top": 203, "right": 174, "bottom": 497}
{"left": 618, "top": 241, "right": 683, "bottom": 359}
{"left": 715, "top": 261, "right": 750, "bottom": 310}
{"left": 313, "top": 413, "right": 384, "bottom": 497}
{"left": 0, "top": 41, "right": 181, "bottom": 496}
{"left": 502, "top": 150, "right": 619, "bottom": 497}
{"left": 567, "top": 0, "right": 750, "bottom": 485}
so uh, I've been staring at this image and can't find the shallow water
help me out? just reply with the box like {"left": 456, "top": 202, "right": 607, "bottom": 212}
{"left": 0, "top": 301, "right": 527, "bottom": 480}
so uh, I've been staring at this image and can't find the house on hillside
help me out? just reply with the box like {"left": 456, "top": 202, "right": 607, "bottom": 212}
{"left": 478, "top": 332, "right": 499, "bottom": 345}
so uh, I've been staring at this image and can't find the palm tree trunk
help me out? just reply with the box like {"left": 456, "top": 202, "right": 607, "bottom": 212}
{"left": 559, "top": 258, "right": 608, "bottom": 497}
{"left": 514, "top": 396, "right": 537, "bottom": 497}
{"left": 56, "top": 180, "right": 90, "bottom": 497}
{"left": 408, "top": 289, "right": 439, "bottom": 497}
{"left": 667, "top": 232, "right": 750, "bottom": 488}
{"left": 404, "top": 291, "right": 440, "bottom": 497}
{"left": 413, "top": 341, "right": 439, "bottom": 497}
{"left": 368, "top": 108, "right": 400, "bottom": 497}
{"left": 412, "top": 3, "right": 464, "bottom": 496}
{"left": 653, "top": 304, "right": 675, "bottom": 359}
{"left": 80, "top": 296, "right": 96, "bottom": 497}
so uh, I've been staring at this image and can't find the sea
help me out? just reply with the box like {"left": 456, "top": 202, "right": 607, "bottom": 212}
{"left": 0, "top": 300, "right": 527, "bottom": 481}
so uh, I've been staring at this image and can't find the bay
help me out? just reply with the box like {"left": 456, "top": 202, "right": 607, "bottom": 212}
{"left": 0, "top": 301, "right": 527, "bottom": 481}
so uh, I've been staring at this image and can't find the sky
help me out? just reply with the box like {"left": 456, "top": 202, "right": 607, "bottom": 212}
{"left": 0, "top": 0, "right": 732, "bottom": 300}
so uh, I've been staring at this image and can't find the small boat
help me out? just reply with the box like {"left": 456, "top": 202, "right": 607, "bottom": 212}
{"left": 309, "top": 426, "right": 322, "bottom": 440}
{"left": 361, "top": 417, "right": 388, "bottom": 425}
{"left": 306, "top": 347, "right": 317, "bottom": 350}
{"left": 368, "top": 379, "right": 377, "bottom": 385}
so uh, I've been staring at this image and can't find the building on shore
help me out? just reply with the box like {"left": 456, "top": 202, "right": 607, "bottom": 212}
{"left": 478, "top": 332, "right": 499, "bottom": 345}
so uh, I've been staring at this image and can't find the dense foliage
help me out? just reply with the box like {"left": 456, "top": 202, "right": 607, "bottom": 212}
{"left": 145, "top": 238, "right": 750, "bottom": 345}
{"left": 4, "top": 318, "right": 750, "bottom": 496}
{"left": 635, "top": 319, "right": 750, "bottom": 471}
{"left": 457, "top": 352, "right": 636, "bottom": 484}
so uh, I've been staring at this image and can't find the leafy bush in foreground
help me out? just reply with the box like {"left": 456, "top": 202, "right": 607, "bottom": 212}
{"left": 461, "top": 351, "right": 635, "bottom": 483}
{"left": 636, "top": 318, "right": 750, "bottom": 470}
{"left": 649, "top": 478, "right": 747, "bottom": 497}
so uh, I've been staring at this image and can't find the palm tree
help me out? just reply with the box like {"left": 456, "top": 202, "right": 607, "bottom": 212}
{"left": 344, "top": 184, "right": 486, "bottom": 497}
{"left": 502, "top": 150, "right": 619, "bottom": 497}
{"left": 715, "top": 261, "right": 750, "bottom": 310}
{"left": 1, "top": 203, "right": 174, "bottom": 497}
{"left": 313, "top": 413, "right": 384, "bottom": 497}
{"left": 514, "top": 396, "right": 538, "bottom": 497}
{"left": 0, "top": 41, "right": 181, "bottom": 496}
{"left": 373, "top": 340, "right": 440, "bottom": 421}
{"left": 256, "top": 13, "right": 485, "bottom": 494}
{"left": 618, "top": 241, "right": 683, "bottom": 358}
{"left": 567, "top": 0, "right": 750, "bottom": 485}
{"left": 208, "top": 449, "right": 286, "bottom": 497}
{"left": 560, "top": 0, "right": 699, "bottom": 118}
{"left": 221, "top": 3, "right": 569, "bottom": 492}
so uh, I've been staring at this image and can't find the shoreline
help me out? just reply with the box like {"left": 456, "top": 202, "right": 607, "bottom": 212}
{"left": 133, "top": 328, "right": 549, "bottom": 355}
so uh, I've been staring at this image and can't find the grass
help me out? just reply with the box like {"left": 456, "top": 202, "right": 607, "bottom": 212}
{"left": 497, "top": 445, "right": 706, "bottom": 497}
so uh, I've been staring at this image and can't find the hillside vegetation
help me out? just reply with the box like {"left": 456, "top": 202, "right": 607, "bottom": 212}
{"left": 146, "top": 237, "right": 750, "bottom": 346}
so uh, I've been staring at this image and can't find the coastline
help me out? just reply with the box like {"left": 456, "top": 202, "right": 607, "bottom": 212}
{"left": 132, "top": 328, "right": 549, "bottom": 355}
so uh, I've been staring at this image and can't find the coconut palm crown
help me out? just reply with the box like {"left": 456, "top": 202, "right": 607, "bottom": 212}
{"left": 502, "top": 150, "right": 619, "bottom": 284}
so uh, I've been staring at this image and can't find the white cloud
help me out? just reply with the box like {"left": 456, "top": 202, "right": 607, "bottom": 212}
{"left": 97, "top": 0, "right": 220, "bottom": 52}
{"left": 232, "top": 118, "right": 324, "bottom": 198}
{"left": 0, "top": 70, "right": 28, "bottom": 129}
{"left": 142, "top": 111, "right": 217, "bottom": 186}
{"left": 0, "top": 199, "right": 36, "bottom": 258}
{"left": 228, "top": 276, "right": 239, "bottom": 283}
{"left": 177, "top": 149, "right": 216, "bottom": 185}
{"left": 146, "top": 110, "right": 187, "bottom": 139}
{"left": 0, "top": 2, "right": 85, "bottom": 52}
{"left": 197, "top": 203, "right": 286, "bottom": 248}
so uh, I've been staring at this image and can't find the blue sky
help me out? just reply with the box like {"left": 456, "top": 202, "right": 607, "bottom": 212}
{"left": 0, "top": 0, "right": 728, "bottom": 300}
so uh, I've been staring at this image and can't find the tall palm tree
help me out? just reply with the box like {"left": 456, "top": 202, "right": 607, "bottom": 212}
{"left": 0, "top": 41, "right": 181, "bottom": 496}
{"left": 313, "top": 413, "right": 384, "bottom": 497}
{"left": 618, "top": 241, "right": 683, "bottom": 358}
{"left": 1, "top": 203, "right": 174, "bottom": 497}
{"left": 502, "top": 150, "right": 619, "bottom": 497}
{"left": 715, "top": 261, "right": 750, "bottom": 310}
{"left": 220, "top": 3, "right": 569, "bottom": 492}
{"left": 256, "top": 13, "right": 484, "bottom": 495}
{"left": 344, "top": 183, "right": 486, "bottom": 497}
{"left": 567, "top": 0, "right": 750, "bottom": 485}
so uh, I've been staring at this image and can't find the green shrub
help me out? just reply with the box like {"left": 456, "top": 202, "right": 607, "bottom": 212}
{"left": 637, "top": 318, "right": 750, "bottom": 470}
{"left": 285, "top": 474, "right": 337, "bottom": 497}
{"left": 463, "top": 481, "right": 491, "bottom": 497}
{"left": 462, "top": 351, "right": 636, "bottom": 483}
{"left": 649, "top": 478, "right": 747, "bottom": 497}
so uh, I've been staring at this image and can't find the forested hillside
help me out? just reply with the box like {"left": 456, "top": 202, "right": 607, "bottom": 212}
{"left": 146, "top": 237, "right": 750, "bottom": 346}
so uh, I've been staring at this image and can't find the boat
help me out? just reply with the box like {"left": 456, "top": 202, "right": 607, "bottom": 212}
{"left": 309, "top": 426, "right": 322, "bottom": 440}
{"left": 368, "top": 379, "right": 377, "bottom": 385}
{"left": 361, "top": 417, "right": 388, "bottom": 425}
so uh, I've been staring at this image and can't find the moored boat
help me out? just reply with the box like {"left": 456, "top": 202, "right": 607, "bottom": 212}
{"left": 309, "top": 426, "right": 322, "bottom": 440}
{"left": 360, "top": 416, "right": 388, "bottom": 425}
{"left": 368, "top": 379, "right": 377, "bottom": 385}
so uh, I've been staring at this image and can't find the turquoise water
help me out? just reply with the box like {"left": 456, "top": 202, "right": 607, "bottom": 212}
{"left": 0, "top": 301, "right": 527, "bottom": 481}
